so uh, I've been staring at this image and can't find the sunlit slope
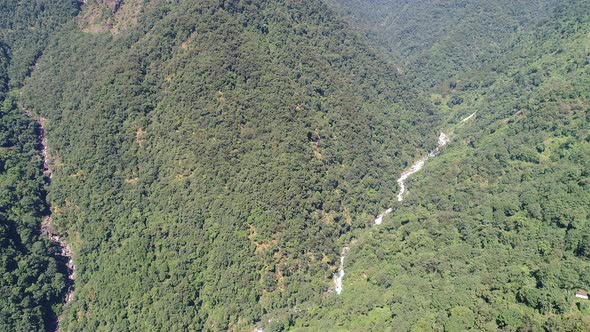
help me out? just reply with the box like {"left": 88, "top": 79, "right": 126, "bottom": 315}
{"left": 293, "top": 1, "right": 590, "bottom": 330}
{"left": 21, "top": 0, "right": 440, "bottom": 330}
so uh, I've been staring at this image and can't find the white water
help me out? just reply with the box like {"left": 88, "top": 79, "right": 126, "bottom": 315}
{"left": 372, "top": 112, "right": 476, "bottom": 224}
{"left": 334, "top": 132, "right": 450, "bottom": 293}
{"left": 333, "top": 113, "right": 477, "bottom": 294}
{"left": 333, "top": 247, "right": 350, "bottom": 294}
{"left": 374, "top": 208, "right": 393, "bottom": 225}
{"left": 460, "top": 111, "right": 477, "bottom": 123}
{"left": 373, "top": 132, "right": 450, "bottom": 225}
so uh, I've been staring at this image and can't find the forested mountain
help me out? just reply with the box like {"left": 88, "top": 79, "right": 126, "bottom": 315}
{"left": 329, "top": 0, "right": 565, "bottom": 87}
{"left": 299, "top": 0, "right": 589, "bottom": 330}
{"left": 0, "top": 0, "right": 78, "bottom": 91}
{"left": 17, "top": 0, "right": 440, "bottom": 330}
{"left": 1, "top": 0, "right": 589, "bottom": 331}
{"left": 0, "top": 99, "right": 67, "bottom": 331}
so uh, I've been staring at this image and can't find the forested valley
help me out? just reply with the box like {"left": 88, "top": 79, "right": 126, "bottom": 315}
{"left": 308, "top": 0, "right": 590, "bottom": 330}
{"left": 0, "top": 0, "right": 588, "bottom": 331}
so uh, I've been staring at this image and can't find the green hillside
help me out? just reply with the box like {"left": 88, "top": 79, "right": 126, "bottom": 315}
{"left": 298, "top": 0, "right": 590, "bottom": 330}
{"left": 0, "top": 98, "right": 68, "bottom": 331}
{"left": 0, "top": 0, "right": 588, "bottom": 331}
{"left": 329, "top": 0, "right": 564, "bottom": 87}
{"left": 19, "top": 0, "right": 439, "bottom": 330}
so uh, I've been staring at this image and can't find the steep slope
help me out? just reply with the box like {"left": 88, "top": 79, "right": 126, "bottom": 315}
{"left": 0, "top": 0, "right": 78, "bottom": 90}
{"left": 21, "top": 0, "right": 440, "bottom": 330}
{"left": 293, "top": 1, "right": 590, "bottom": 330}
{"left": 0, "top": 103, "right": 67, "bottom": 332}
{"left": 330, "top": 0, "right": 563, "bottom": 87}
{"left": 0, "top": 1, "right": 79, "bottom": 330}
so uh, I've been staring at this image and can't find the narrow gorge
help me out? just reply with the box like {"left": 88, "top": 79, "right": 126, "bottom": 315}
{"left": 35, "top": 117, "right": 76, "bottom": 331}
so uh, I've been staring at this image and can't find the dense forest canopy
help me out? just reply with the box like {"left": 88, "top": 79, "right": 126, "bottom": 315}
{"left": 19, "top": 0, "right": 440, "bottom": 330}
{"left": 329, "top": 0, "right": 566, "bottom": 87}
{"left": 0, "top": 1, "right": 78, "bottom": 330}
{"left": 0, "top": 0, "right": 588, "bottom": 331}
{"left": 0, "top": 98, "right": 69, "bottom": 331}
{"left": 308, "top": 0, "right": 590, "bottom": 330}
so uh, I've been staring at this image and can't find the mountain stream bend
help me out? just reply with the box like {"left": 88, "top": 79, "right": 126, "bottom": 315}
{"left": 333, "top": 112, "right": 476, "bottom": 294}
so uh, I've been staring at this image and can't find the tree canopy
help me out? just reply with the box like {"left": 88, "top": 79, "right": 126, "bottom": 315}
{"left": 0, "top": 0, "right": 588, "bottom": 330}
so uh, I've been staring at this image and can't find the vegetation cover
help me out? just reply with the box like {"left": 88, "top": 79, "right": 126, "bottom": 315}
{"left": 20, "top": 0, "right": 439, "bottom": 330}
{"left": 0, "top": 0, "right": 78, "bottom": 330}
{"left": 307, "top": 0, "right": 590, "bottom": 330}
{"left": 0, "top": 0, "right": 588, "bottom": 331}
{"left": 0, "top": 97, "right": 68, "bottom": 331}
